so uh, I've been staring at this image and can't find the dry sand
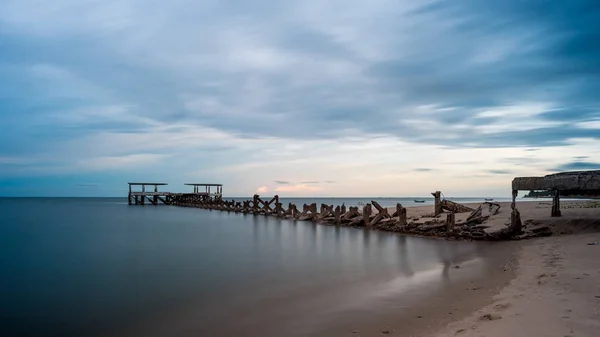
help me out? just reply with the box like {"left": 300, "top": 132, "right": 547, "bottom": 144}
{"left": 425, "top": 199, "right": 600, "bottom": 337}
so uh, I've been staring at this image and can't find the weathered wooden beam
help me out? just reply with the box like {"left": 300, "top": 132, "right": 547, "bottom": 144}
{"left": 431, "top": 191, "right": 442, "bottom": 216}
{"left": 551, "top": 189, "right": 561, "bottom": 217}
{"left": 440, "top": 199, "right": 474, "bottom": 213}
{"left": 397, "top": 203, "right": 407, "bottom": 227}
{"left": 334, "top": 205, "right": 341, "bottom": 224}
{"left": 371, "top": 200, "right": 391, "bottom": 218}
{"left": 466, "top": 205, "right": 482, "bottom": 222}
{"left": 363, "top": 204, "right": 372, "bottom": 226}
{"left": 446, "top": 213, "right": 455, "bottom": 232}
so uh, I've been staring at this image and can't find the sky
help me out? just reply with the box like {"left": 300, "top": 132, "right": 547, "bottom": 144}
{"left": 1, "top": 0, "right": 599, "bottom": 197}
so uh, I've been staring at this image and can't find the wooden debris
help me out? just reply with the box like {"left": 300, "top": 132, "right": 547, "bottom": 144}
{"left": 441, "top": 199, "right": 474, "bottom": 213}
{"left": 446, "top": 213, "right": 455, "bottom": 233}
{"left": 432, "top": 191, "right": 442, "bottom": 216}
{"left": 168, "top": 193, "right": 552, "bottom": 241}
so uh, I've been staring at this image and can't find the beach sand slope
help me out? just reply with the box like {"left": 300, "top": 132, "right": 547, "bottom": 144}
{"left": 433, "top": 233, "right": 600, "bottom": 337}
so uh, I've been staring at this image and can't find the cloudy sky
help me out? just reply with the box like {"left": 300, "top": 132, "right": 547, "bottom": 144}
{"left": 1, "top": 0, "right": 599, "bottom": 197}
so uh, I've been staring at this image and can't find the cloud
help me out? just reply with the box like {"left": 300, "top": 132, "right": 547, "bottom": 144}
{"left": 275, "top": 184, "right": 323, "bottom": 193}
{"left": 414, "top": 168, "right": 434, "bottom": 172}
{"left": 1, "top": 0, "right": 600, "bottom": 196}
{"left": 75, "top": 183, "right": 99, "bottom": 187}
{"left": 487, "top": 169, "right": 512, "bottom": 175}
{"left": 300, "top": 181, "right": 320, "bottom": 184}
{"left": 78, "top": 154, "right": 169, "bottom": 171}
{"left": 256, "top": 186, "right": 269, "bottom": 193}
{"left": 274, "top": 180, "right": 291, "bottom": 184}
{"left": 553, "top": 162, "right": 600, "bottom": 172}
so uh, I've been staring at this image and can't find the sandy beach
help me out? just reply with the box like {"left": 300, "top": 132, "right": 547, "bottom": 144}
{"left": 413, "top": 199, "right": 600, "bottom": 337}
{"left": 431, "top": 233, "right": 600, "bottom": 337}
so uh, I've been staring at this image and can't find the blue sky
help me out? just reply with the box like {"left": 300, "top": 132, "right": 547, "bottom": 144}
{"left": 1, "top": 0, "right": 599, "bottom": 197}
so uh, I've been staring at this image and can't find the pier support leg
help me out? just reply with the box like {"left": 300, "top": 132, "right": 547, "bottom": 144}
{"left": 397, "top": 204, "right": 407, "bottom": 227}
{"left": 510, "top": 208, "right": 523, "bottom": 235}
{"left": 446, "top": 213, "right": 455, "bottom": 233}
{"left": 511, "top": 189, "right": 518, "bottom": 210}
{"left": 363, "top": 204, "right": 372, "bottom": 226}
{"left": 432, "top": 191, "right": 442, "bottom": 216}
{"left": 551, "top": 190, "right": 561, "bottom": 217}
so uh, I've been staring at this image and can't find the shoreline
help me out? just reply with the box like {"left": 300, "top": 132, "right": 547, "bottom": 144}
{"left": 432, "top": 233, "right": 600, "bottom": 336}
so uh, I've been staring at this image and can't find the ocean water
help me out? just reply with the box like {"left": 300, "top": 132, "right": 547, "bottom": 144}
{"left": 0, "top": 198, "right": 511, "bottom": 337}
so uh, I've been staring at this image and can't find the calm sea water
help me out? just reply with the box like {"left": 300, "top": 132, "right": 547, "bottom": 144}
{"left": 0, "top": 198, "right": 510, "bottom": 337}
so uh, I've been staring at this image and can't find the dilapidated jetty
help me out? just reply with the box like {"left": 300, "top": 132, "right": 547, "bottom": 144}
{"left": 132, "top": 172, "right": 600, "bottom": 241}
{"left": 128, "top": 182, "right": 223, "bottom": 205}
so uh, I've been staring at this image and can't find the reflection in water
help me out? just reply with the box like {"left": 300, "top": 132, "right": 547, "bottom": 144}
{"left": 0, "top": 198, "right": 505, "bottom": 337}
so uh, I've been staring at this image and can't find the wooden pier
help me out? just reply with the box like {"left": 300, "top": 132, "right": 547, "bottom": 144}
{"left": 126, "top": 183, "right": 543, "bottom": 241}
{"left": 128, "top": 183, "right": 172, "bottom": 205}
{"left": 128, "top": 182, "right": 224, "bottom": 206}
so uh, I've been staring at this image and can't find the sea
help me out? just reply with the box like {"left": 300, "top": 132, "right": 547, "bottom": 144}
{"left": 0, "top": 197, "right": 514, "bottom": 337}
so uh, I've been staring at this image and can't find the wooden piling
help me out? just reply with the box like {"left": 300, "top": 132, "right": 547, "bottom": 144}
{"left": 446, "top": 213, "right": 455, "bottom": 233}
{"left": 334, "top": 205, "right": 341, "bottom": 224}
{"left": 432, "top": 191, "right": 442, "bottom": 216}
{"left": 551, "top": 189, "right": 561, "bottom": 217}
{"left": 397, "top": 203, "right": 407, "bottom": 227}
{"left": 363, "top": 204, "right": 372, "bottom": 226}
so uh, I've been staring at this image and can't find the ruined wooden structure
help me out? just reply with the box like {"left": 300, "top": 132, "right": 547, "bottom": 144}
{"left": 128, "top": 183, "right": 173, "bottom": 205}
{"left": 127, "top": 182, "right": 547, "bottom": 240}
{"left": 512, "top": 170, "right": 600, "bottom": 217}
{"left": 128, "top": 183, "right": 223, "bottom": 206}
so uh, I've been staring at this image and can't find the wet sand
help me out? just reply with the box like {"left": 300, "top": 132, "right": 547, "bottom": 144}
{"left": 428, "top": 200, "right": 600, "bottom": 337}
{"left": 433, "top": 233, "right": 600, "bottom": 337}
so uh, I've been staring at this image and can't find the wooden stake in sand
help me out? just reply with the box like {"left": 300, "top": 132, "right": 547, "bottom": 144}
{"left": 432, "top": 191, "right": 442, "bottom": 216}
{"left": 551, "top": 189, "right": 561, "bottom": 217}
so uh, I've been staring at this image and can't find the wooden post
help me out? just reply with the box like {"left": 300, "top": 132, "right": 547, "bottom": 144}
{"left": 310, "top": 203, "right": 317, "bottom": 220}
{"left": 432, "top": 191, "right": 442, "bottom": 216}
{"left": 551, "top": 190, "right": 561, "bottom": 217}
{"left": 363, "top": 204, "right": 372, "bottom": 226}
{"left": 511, "top": 189, "right": 518, "bottom": 210}
{"left": 334, "top": 205, "right": 341, "bottom": 224}
{"left": 446, "top": 213, "right": 455, "bottom": 233}
{"left": 397, "top": 204, "right": 407, "bottom": 226}
{"left": 341, "top": 204, "right": 346, "bottom": 214}
{"left": 253, "top": 194, "right": 259, "bottom": 214}
{"left": 128, "top": 184, "right": 132, "bottom": 205}
{"left": 510, "top": 208, "right": 523, "bottom": 235}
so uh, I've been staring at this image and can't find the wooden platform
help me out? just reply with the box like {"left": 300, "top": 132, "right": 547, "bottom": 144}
{"left": 127, "top": 183, "right": 222, "bottom": 205}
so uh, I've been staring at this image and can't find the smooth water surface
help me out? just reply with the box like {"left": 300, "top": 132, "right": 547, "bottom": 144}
{"left": 0, "top": 198, "right": 507, "bottom": 336}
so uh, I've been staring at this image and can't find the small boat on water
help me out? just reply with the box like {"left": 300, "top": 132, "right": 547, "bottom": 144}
{"left": 484, "top": 198, "right": 494, "bottom": 201}
{"left": 414, "top": 200, "right": 426, "bottom": 203}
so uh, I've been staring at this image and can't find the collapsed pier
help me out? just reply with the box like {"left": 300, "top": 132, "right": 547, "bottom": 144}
{"left": 128, "top": 183, "right": 542, "bottom": 240}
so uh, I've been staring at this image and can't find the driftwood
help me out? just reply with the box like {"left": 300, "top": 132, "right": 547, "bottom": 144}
{"left": 441, "top": 199, "right": 474, "bottom": 213}
{"left": 446, "top": 213, "right": 455, "bottom": 232}
{"left": 370, "top": 200, "right": 391, "bottom": 226}
{"left": 484, "top": 202, "right": 501, "bottom": 215}
{"left": 466, "top": 205, "right": 482, "bottom": 222}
